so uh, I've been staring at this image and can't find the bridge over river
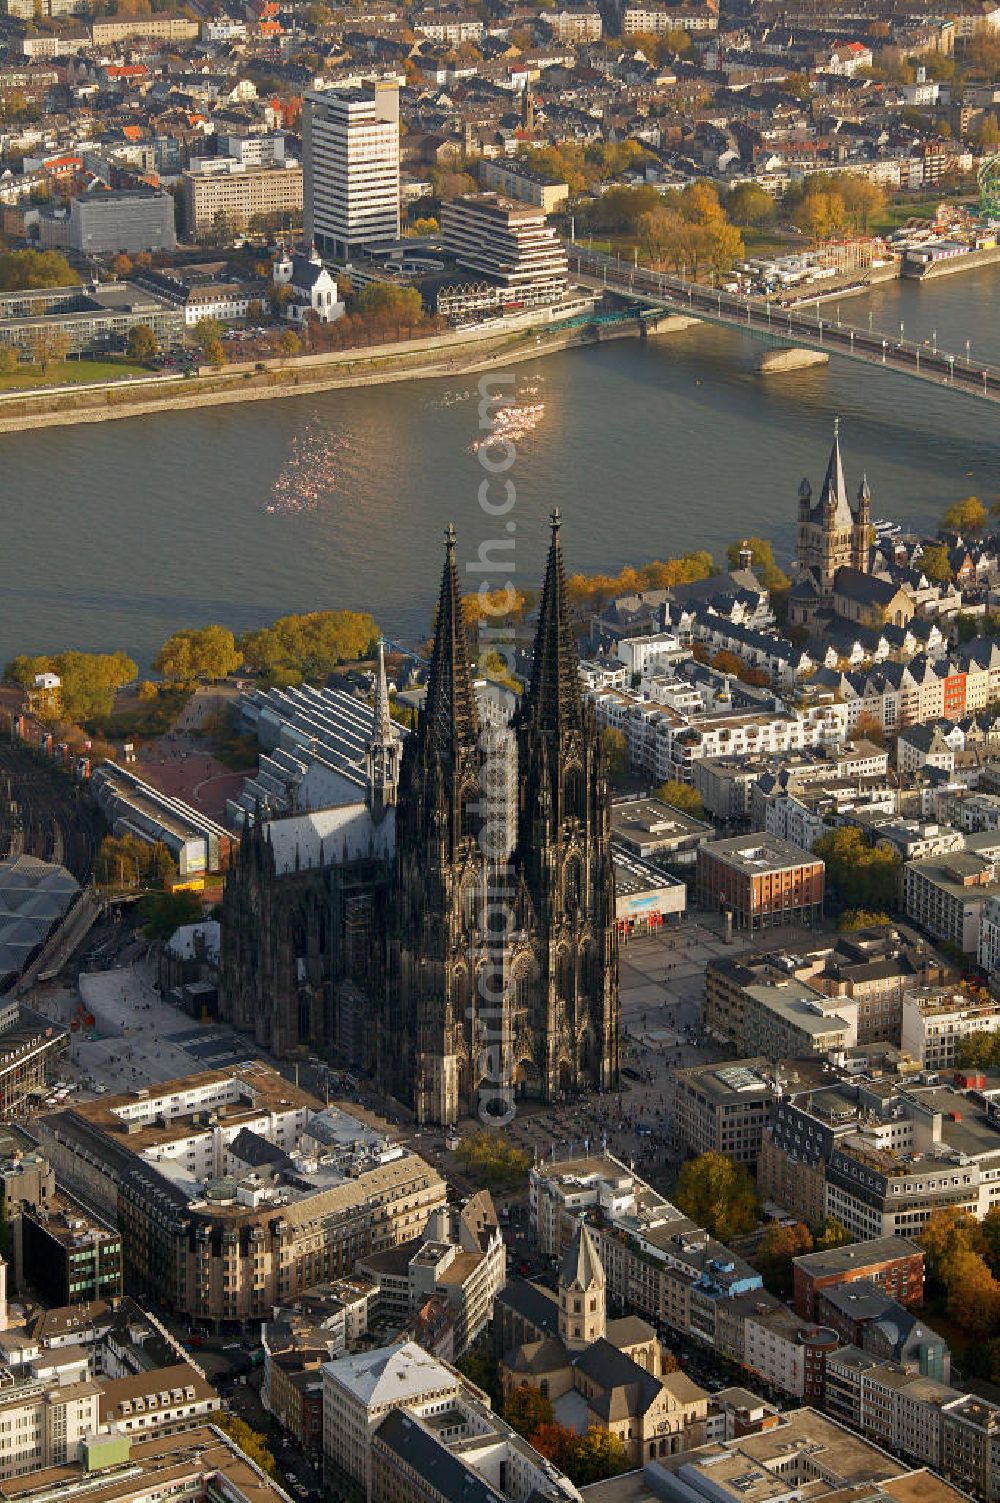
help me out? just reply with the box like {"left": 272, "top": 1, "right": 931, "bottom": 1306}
{"left": 569, "top": 244, "right": 1000, "bottom": 405}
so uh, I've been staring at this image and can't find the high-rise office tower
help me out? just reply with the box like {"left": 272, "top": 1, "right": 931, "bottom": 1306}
{"left": 303, "top": 83, "right": 401, "bottom": 258}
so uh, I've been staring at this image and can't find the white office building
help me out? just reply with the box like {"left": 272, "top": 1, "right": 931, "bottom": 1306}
{"left": 303, "top": 84, "right": 400, "bottom": 258}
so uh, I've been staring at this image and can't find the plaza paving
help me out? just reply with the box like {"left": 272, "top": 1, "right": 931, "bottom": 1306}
{"left": 29, "top": 910, "right": 820, "bottom": 1203}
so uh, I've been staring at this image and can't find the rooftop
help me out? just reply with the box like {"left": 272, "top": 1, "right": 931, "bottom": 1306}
{"left": 701, "top": 832, "right": 823, "bottom": 874}
{"left": 322, "top": 1340, "right": 458, "bottom": 1409}
{"left": 0, "top": 856, "right": 80, "bottom": 994}
{"left": 794, "top": 1236, "right": 923, "bottom": 1277}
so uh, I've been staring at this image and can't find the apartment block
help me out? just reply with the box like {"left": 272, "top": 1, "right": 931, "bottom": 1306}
{"left": 900, "top": 986, "right": 1000, "bottom": 1070}
{"left": 322, "top": 1341, "right": 463, "bottom": 1494}
{"left": 671, "top": 1059, "right": 777, "bottom": 1163}
{"left": 479, "top": 159, "right": 569, "bottom": 212}
{"left": 181, "top": 162, "right": 303, "bottom": 234}
{"left": 89, "top": 14, "right": 198, "bottom": 41}
{"left": 21, "top": 1204, "right": 123, "bottom": 1307}
{"left": 359, "top": 1192, "right": 506, "bottom": 1358}
{"left": 623, "top": 2, "right": 719, "bottom": 32}
{"left": 705, "top": 928, "right": 953, "bottom": 1053}
{"left": 0, "top": 1369, "right": 101, "bottom": 1479}
{"left": 68, "top": 189, "right": 176, "bottom": 256}
{"left": 529, "top": 1155, "right": 763, "bottom": 1347}
{"left": 763, "top": 1072, "right": 1000, "bottom": 1240}
{"left": 371, "top": 1396, "right": 581, "bottom": 1503}
{"left": 903, "top": 852, "right": 1000, "bottom": 954}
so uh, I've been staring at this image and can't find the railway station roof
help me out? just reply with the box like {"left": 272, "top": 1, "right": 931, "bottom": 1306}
{"left": 0, "top": 855, "right": 80, "bottom": 994}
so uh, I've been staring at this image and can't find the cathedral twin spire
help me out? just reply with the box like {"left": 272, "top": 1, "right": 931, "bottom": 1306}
{"left": 422, "top": 522, "right": 480, "bottom": 754}
{"left": 525, "top": 509, "right": 584, "bottom": 735}
{"left": 420, "top": 511, "right": 585, "bottom": 754}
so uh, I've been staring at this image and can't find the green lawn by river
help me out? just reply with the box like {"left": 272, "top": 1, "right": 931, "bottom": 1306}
{"left": 0, "top": 357, "right": 150, "bottom": 392}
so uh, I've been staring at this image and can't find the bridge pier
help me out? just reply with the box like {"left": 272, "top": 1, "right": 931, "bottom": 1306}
{"left": 641, "top": 313, "right": 701, "bottom": 337}
{"left": 757, "top": 348, "right": 830, "bottom": 374}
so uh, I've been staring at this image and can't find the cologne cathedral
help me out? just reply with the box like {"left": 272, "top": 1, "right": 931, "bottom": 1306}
{"left": 218, "top": 514, "right": 620, "bottom": 1124}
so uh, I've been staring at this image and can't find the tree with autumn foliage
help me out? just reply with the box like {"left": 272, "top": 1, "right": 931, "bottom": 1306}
{"left": 565, "top": 551, "right": 714, "bottom": 609}
{"left": 941, "top": 496, "right": 988, "bottom": 535}
{"left": 504, "top": 1386, "right": 554, "bottom": 1439}
{"left": 918, "top": 1208, "right": 1000, "bottom": 1337}
{"left": 601, "top": 728, "right": 629, "bottom": 783}
{"left": 921, "top": 1208, "right": 982, "bottom": 1285}
{"left": 529, "top": 1421, "right": 574, "bottom": 1468}
{"left": 755, "top": 1221, "right": 813, "bottom": 1297}
{"left": 947, "top": 1249, "right": 1000, "bottom": 1338}
{"left": 655, "top": 780, "right": 705, "bottom": 818}
{"left": 726, "top": 537, "right": 790, "bottom": 595}
{"left": 528, "top": 1421, "right": 631, "bottom": 1485}
{"left": 813, "top": 826, "right": 901, "bottom": 914}
{"left": 815, "top": 1217, "right": 852, "bottom": 1250}
{"left": 674, "top": 1151, "right": 759, "bottom": 1243}
{"left": 462, "top": 586, "right": 527, "bottom": 626}
{"left": 837, "top": 910, "right": 892, "bottom": 932}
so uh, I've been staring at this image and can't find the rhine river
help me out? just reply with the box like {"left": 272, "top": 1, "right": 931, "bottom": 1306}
{"left": 2, "top": 266, "right": 999, "bottom": 668}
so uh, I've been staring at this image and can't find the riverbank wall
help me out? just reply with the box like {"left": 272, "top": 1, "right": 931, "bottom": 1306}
{"left": 902, "top": 242, "right": 1000, "bottom": 281}
{"left": 0, "top": 308, "right": 638, "bottom": 435}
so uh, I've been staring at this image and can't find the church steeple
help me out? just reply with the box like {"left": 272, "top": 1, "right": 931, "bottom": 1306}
{"left": 367, "top": 636, "right": 400, "bottom": 824}
{"left": 423, "top": 523, "right": 479, "bottom": 753}
{"left": 525, "top": 509, "right": 582, "bottom": 736}
{"left": 819, "top": 417, "right": 851, "bottom": 528}
{"left": 853, "top": 473, "right": 872, "bottom": 574}
{"left": 558, "top": 1218, "right": 606, "bottom": 1351}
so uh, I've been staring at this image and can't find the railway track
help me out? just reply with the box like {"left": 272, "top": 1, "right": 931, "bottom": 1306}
{"left": 0, "top": 744, "right": 103, "bottom": 883}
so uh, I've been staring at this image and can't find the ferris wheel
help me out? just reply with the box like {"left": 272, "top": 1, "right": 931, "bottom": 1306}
{"left": 978, "top": 153, "right": 1000, "bottom": 219}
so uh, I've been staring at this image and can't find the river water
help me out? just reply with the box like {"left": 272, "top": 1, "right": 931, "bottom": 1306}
{"left": 3, "top": 265, "right": 999, "bottom": 668}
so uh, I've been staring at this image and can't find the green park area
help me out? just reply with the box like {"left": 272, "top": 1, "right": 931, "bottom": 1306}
{"left": 0, "top": 356, "right": 151, "bottom": 393}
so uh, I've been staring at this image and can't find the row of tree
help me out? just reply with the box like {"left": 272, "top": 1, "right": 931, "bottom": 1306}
{"left": 813, "top": 826, "right": 901, "bottom": 915}
{"left": 94, "top": 832, "right": 176, "bottom": 890}
{"left": 783, "top": 173, "right": 888, "bottom": 239}
{"left": 638, "top": 182, "right": 744, "bottom": 278}
{"left": 754, "top": 1218, "right": 851, "bottom": 1297}
{"left": 454, "top": 1130, "right": 531, "bottom": 1189}
{"left": 153, "top": 612, "right": 378, "bottom": 689}
{"left": 0, "top": 249, "right": 76, "bottom": 292}
{"left": 5, "top": 609, "right": 379, "bottom": 725}
{"left": 920, "top": 1207, "right": 1000, "bottom": 1340}
{"left": 504, "top": 1389, "right": 631, "bottom": 1485}
{"left": 564, "top": 550, "right": 715, "bottom": 608}
{"left": 955, "top": 1016, "right": 1000, "bottom": 1069}
{"left": 5, "top": 650, "right": 137, "bottom": 721}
